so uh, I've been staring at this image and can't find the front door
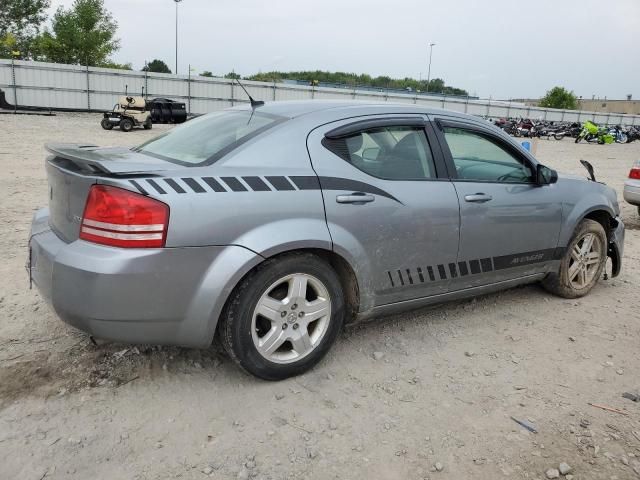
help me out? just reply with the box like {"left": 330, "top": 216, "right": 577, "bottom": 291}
{"left": 306, "top": 115, "right": 460, "bottom": 309}
{"left": 432, "top": 117, "right": 563, "bottom": 290}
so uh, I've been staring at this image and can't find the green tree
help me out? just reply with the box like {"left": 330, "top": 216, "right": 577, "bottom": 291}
{"left": 539, "top": 86, "right": 578, "bottom": 110}
{"left": 200, "top": 71, "right": 214, "bottom": 77}
{"left": 36, "top": 0, "right": 119, "bottom": 65}
{"left": 0, "top": 0, "right": 50, "bottom": 59}
{"left": 224, "top": 71, "right": 240, "bottom": 80}
{"left": 244, "top": 70, "right": 468, "bottom": 96}
{"left": 142, "top": 59, "right": 171, "bottom": 73}
{"left": 100, "top": 60, "right": 132, "bottom": 70}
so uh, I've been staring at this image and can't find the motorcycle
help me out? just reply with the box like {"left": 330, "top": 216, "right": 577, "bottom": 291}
{"left": 575, "top": 120, "right": 614, "bottom": 144}
{"left": 608, "top": 125, "right": 628, "bottom": 144}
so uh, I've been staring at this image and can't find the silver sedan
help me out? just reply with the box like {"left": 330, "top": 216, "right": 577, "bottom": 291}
{"left": 28, "top": 101, "right": 625, "bottom": 380}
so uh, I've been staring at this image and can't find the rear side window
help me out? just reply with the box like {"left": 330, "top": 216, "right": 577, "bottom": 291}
{"left": 323, "top": 126, "right": 436, "bottom": 180}
{"left": 135, "top": 110, "right": 285, "bottom": 166}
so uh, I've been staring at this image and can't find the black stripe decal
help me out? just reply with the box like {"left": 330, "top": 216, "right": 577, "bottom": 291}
{"left": 289, "top": 176, "right": 321, "bottom": 190}
{"left": 266, "top": 176, "right": 296, "bottom": 191}
{"left": 221, "top": 177, "right": 247, "bottom": 192}
{"left": 319, "top": 176, "right": 402, "bottom": 204}
{"left": 406, "top": 269, "right": 414, "bottom": 284}
{"left": 182, "top": 177, "right": 206, "bottom": 193}
{"left": 164, "top": 178, "right": 186, "bottom": 194}
{"left": 493, "top": 248, "right": 557, "bottom": 270}
{"left": 480, "top": 258, "right": 493, "bottom": 273}
{"left": 458, "top": 261, "right": 469, "bottom": 276}
{"left": 386, "top": 249, "right": 563, "bottom": 290}
{"left": 202, "top": 177, "right": 226, "bottom": 192}
{"left": 449, "top": 263, "right": 458, "bottom": 278}
{"left": 146, "top": 178, "right": 167, "bottom": 194}
{"left": 427, "top": 266, "right": 435, "bottom": 281}
{"left": 129, "top": 180, "right": 148, "bottom": 195}
{"left": 469, "top": 260, "right": 481, "bottom": 275}
{"left": 242, "top": 176, "right": 271, "bottom": 192}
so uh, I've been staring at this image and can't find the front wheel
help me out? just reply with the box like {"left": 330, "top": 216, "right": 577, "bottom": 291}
{"left": 119, "top": 118, "right": 134, "bottom": 132}
{"left": 542, "top": 219, "right": 607, "bottom": 298}
{"left": 219, "top": 253, "right": 345, "bottom": 380}
{"left": 100, "top": 118, "right": 113, "bottom": 130}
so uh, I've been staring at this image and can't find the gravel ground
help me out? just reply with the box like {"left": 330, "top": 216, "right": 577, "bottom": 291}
{"left": 1, "top": 112, "right": 639, "bottom": 480}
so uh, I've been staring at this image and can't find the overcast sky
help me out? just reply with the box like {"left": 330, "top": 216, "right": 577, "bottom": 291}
{"left": 48, "top": 0, "right": 639, "bottom": 100}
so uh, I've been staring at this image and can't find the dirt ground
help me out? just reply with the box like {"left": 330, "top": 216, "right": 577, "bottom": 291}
{"left": 1, "top": 112, "right": 639, "bottom": 480}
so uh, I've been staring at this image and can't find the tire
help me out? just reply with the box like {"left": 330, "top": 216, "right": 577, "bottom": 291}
{"left": 119, "top": 118, "right": 134, "bottom": 132}
{"left": 219, "top": 253, "right": 345, "bottom": 380}
{"left": 100, "top": 118, "right": 113, "bottom": 130}
{"left": 574, "top": 136, "right": 581, "bottom": 144}
{"left": 143, "top": 118, "right": 152, "bottom": 130}
{"left": 542, "top": 219, "right": 607, "bottom": 298}
{"left": 554, "top": 133, "right": 565, "bottom": 141}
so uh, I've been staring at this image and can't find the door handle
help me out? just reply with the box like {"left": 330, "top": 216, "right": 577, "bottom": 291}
{"left": 464, "top": 193, "right": 493, "bottom": 203}
{"left": 336, "top": 192, "right": 375, "bottom": 204}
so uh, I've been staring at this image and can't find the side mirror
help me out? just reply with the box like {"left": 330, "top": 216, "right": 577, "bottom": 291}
{"left": 536, "top": 164, "right": 558, "bottom": 186}
{"left": 362, "top": 147, "right": 381, "bottom": 161}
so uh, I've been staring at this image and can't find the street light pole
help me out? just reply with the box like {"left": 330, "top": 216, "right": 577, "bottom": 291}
{"left": 426, "top": 42, "right": 436, "bottom": 92}
{"left": 174, "top": 0, "right": 183, "bottom": 75}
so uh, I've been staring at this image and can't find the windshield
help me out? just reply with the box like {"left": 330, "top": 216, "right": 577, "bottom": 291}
{"left": 135, "top": 109, "right": 286, "bottom": 166}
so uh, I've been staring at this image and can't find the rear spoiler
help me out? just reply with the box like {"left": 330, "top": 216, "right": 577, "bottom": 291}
{"left": 45, "top": 143, "right": 182, "bottom": 175}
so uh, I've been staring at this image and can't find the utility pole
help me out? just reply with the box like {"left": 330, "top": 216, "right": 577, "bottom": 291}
{"left": 426, "top": 42, "right": 436, "bottom": 92}
{"left": 174, "top": 0, "right": 183, "bottom": 74}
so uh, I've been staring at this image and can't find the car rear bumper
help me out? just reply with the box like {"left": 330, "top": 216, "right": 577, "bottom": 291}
{"left": 28, "top": 208, "right": 262, "bottom": 347}
{"left": 623, "top": 180, "right": 640, "bottom": 206}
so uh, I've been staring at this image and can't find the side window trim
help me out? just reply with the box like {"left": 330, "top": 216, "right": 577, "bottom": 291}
{"left": 431, "top": 118, "right": 536, "bottom": 183}
{"left": 321, "top": 116, "right": 449, "bottom": 181}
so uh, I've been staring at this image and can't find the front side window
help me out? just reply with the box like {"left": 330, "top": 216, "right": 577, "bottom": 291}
{"left": 443, "top": 127, "right": 534, "bottom": 183}
{"left": 323, "top": 126, "right": 436, "bottom": 180}
{"left": 135, "top": 110, "right": 285, "bottom": 166}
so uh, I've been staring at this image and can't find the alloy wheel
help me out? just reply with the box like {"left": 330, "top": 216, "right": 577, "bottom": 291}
{"left": 568, "top": 233, "right": 603, "bottom": 289}
{"left": 251, "top": 273, "right": 331, "bottom": 364}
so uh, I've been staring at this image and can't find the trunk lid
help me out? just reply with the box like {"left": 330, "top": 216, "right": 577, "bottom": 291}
{"left": 45, "top": 143, "right": 179, "bottom": 242}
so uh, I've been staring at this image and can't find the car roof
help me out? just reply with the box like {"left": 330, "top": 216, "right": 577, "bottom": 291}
{"left": 231, "top": 100, "right": 475, "bottom": 122}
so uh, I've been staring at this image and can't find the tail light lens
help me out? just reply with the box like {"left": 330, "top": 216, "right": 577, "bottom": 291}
{"left": 629, "top": 167, "right": 640, "bottom": 180}
{"left": 80, "top": 185, "right": 169, "bottom": 248}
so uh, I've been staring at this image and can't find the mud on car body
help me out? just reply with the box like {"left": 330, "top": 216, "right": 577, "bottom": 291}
{"left": 28, "top": 101, "right": 624, "bottom": 380}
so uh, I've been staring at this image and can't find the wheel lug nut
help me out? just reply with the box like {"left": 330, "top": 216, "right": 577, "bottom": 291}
{"left": 282, "top": 323, "right": 288, "bottom": 330}
{"left": 292, "top": 323, "right": 299, "bottom": 330}
{"left": 291, "top": 304, "right": 297, "bottom": 310}
{"left": 280, "top": 311, "right": 287, "bottom": 317}
{"left": 298, "top": 311, "right": 305, "bottom": 318}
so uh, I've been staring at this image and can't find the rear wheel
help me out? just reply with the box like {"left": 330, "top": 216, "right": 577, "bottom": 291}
{"left": 119, "top": 118, "right": 134, "bottom": 132}
{"left": 542, "top": 219, "right": 607, "bottom": 298}
{"left": 100, "top": 118, "right": 113, "bottom": 130}
{"left": 219, "top": 253, "right": 345, "bottom": 380}
{"left": 143, "top": 118, "right": 152, "bottom": 130}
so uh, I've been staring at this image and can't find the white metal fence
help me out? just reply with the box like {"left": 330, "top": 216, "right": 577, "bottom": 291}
{"left": 1, "top": 59, "right": 638, "bottom": 126}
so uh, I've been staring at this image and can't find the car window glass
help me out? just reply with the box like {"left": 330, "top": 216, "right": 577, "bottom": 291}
{"left": 323, "top": 126, "right": 436, "bottom": 180}
{"left": 443, "top": 127, "right": 534, "bottom": 183}
{"left": 135, "top": 110, "right": 285, "bottom": 166}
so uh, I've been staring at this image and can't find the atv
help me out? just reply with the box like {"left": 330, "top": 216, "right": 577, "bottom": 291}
{"left": 101, "top": 96, "right": 152, "bottom": 132}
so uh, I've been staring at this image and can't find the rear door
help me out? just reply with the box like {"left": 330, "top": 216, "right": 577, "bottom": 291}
{"left": 307, "top": 115, "right": 460, "bottom": 307}
{"left": 431, "top": 116, "right": 563, "bottom": 289}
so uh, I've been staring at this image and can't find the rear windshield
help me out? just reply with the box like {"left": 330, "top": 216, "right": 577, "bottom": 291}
{"left": 134, "top": 109, "right": 286, "bottom": 166}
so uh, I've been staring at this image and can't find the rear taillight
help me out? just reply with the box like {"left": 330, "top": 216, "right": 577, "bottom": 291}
{"left": 80, "top": 185, "right": 169, "bottom": 248}
{"left": 629, "top": 167, "right": 640, "bottom": 180}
